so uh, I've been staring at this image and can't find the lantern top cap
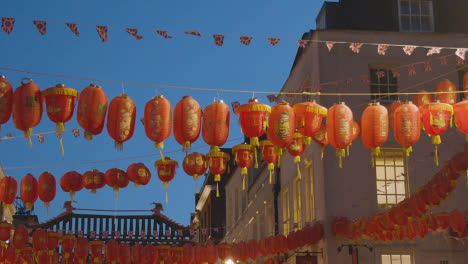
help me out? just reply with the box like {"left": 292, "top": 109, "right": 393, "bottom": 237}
{"left": 55, "top": 84, "right": 66, "bottom": 87}
{"left": 206, "top": 151, "right": 230, "bottom": 160}
{"left": 89, "top": 84, "right": 102, "bottom": 88}
{"left": 183, "top": 95, "right": 192, "bottom": 99}
{"left": 43, "top": 86, "right": 78, "bottom": 97}
{"left": 155, "top": 158, "right": 179, "bottom": 166}
{"left": 0, "top": 75, "right": 5, "bottom": 79}
{"left": 21, "top": 78, "right": 33, "bottom": 85}
{"left": 248, "top": 98, "right": 258, "bottom": 103}
{"left": 154, "top": 95, "right": 164, "bottom": 99}
{"left": 233, "top": 143, "right": 254, "bottom": 152}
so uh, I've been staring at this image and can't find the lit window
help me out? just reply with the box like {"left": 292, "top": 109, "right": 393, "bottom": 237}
{"left": 381, "top": 253, "right": 413, "bottom": 264}
{"left": 305, "top": 161, "right": 315, "bottom": 223}
{"left": 376, "top": 150, "right": 408, "bottom": 208}
{"left": 398, "top": 0, "right": 434, "bottom": 32}
{"left": 369, "top": 66, "right": 398, "bottom": 102}
{"left": 293, "top": 178, "right": 302, "bottom": 231}
{"left": 282, "top": 188, "right": 290, "bottom": 235}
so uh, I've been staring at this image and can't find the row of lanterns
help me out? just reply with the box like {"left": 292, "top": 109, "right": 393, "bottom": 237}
{"left": 0, "top": 222, "right": 323, "bottom": 264}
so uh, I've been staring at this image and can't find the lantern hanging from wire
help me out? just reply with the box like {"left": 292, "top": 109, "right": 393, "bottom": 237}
{"left": 38, "top": 172, "right": 56, "bottom": 213}
{"left": 393, "top": 102, "right": 421, "bottom": 156}
{"left": 234, "top": 99, "right": 271, "bottom": 147}
{"left": 183, "top": 152, "right": 207, "bottom": 192}
{"left": 361, "top": 102, "right": 389, "bottom": 165}
{"left": 435, "top": 79, "right": 457, "bottom": 105}
{"left": 32, "top": 229, "right": 47, "bottom": 253}
{"left": 20, "top": 173, "right": 38, "bottom": 211}
{"left": 412, "top": 90, "right": 433, "bottom": 107}
{"left": 233, "top": 143, "right": 254, "bottom": 191}
{"left": 202, "top": 100, "right": 230, "bottom": 153}
{"left": 292, "top": 100, "right": 327, "bottom": 145}
{"left": 0, "top": 76, "right": 13, "bottom": 132}
{"left": 144, "top": 95, "right": 172, "bottom": 159}
{"left": 12, "top": 226, "right": 28, "bottom": 250}
{"left": 60, "top": 171, "right": 83, "bottom": 203}
{"left": 312, "top": 123, "right": 328, "bottom": 159}
{"left": 259, "top": 140, "right": 279, "bottom": 184}
{"left": 104, "top": 168, "right": 129, "bottom": 200}
{"left": 267, "top": 102, "right": 295, "bottom": 150}
{"left": 155, "top": 157, "right": 178, "bottom": 202}
{"left": 206, "top": 151, "right": 230, "bottom": 197}
{"left": 173, "top": 96, "right": 202, "bottom": 152}
{"left": 453, "top": 99, "right": 468, "bottom": 141}
{"left": 90, "top": 241, "right": 105, "bottom": 264}
{"left": 77, "top": 84, "right": 108, "bottom": 140}
{"left": 419, "top": 101, "right": 453, "bottom": 165}
{"left": 388, "top": 100, "right": 403, "bottom": 131}
{"left": 82, "top": 170, "right": 106, "bottom": 194}
{"left": 42, "top": 84, "right": 78, "bottom": 155}
{"left": 20, "top": 247, "right": 34, "bottom": 264}
{"left": 119, "top": 243, "right": 131, "bottom": 264}
{"left": 0, "top": 222, "right": 13, "bottom": 248}
{"left": 0, "top": 176, "right": 17, "bottom": 208}
{"left": 107, "top": 94, "right": 136, "bottom": 150}
{"left": 126, "top": 163, "right": 151, "bottom": 188}
{"left": 287, "top": 132, "right": 305, "bottom": 179}
{"left": 326, "top": 102, "right": 353, "bottom": 168}
{"left": 75, "top": 237, "right": 89, "bottom": 264}
{"left": 12, "top": 78, "right": 43, "bottom": 147}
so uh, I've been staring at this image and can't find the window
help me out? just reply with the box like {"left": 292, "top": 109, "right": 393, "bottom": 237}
{"left": 370, "top": 66, "right": 398, "bottom": 102}
{"left": 293, "top": 178, "right": 302, "bottom": 231}
{"left": 398, "top": 0, "right": 434, "bottom": 32}
{"left": 305, "top": 161, "right": 315, "bottom": 223}
{"left": 282, "top": 188, "right": 290, "bottom": 235}
{"left": 376, "top": 150, "right": 408, "bottom": 208}
{"left": 381, "top": 253, "right": 413, "bottom": 264}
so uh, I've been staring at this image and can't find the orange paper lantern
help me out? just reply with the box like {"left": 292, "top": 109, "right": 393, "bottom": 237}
{"left": 326, "top": 102, "right": 353, "bottom": 168}
{"left": 0, "top": 176, "right": 17, "bottom": 207}
{"left": 388, "top": 100, "right": 403, "bottom": 131}
{"left": 144, "top": 95, "right": 172, "bottom": 158}
{"left": 293, "top": 100, "right": 327, "bottom": 145}
{"left": 173, "top": 96, "right": 202, "bottom": 151}
{"left": 20, "top": 173, "right": 38, "bottom": 210}
{"left": 183, "top": 152, "right": 207, "bottom": 189}
{"left": 82, "top": 170, "right": 105, "bottom": 194}
{"left": 126, "top": 163, "right": 151, "bottom": 188}
{"left": 235, "top": 99, "right": 271, "bottom": 147}
{"left": 77, "top": 84, "right": 108, "bottom": 140}
{"left": 38, "top": 172, "right": 56, "bottom": 212}
{"left": 259, "top": 140, "right": 279, "bottom": 184}
{"left": 107, "top": 94, "right": 136, "bottom": 150}
{"left": 453, "top": 99, "right": 468, "bottom": 141}
{"left": 361, "top": 102, "right": 388, "bottom": 164}
{"left": 131, "top": 244, "right": 144, "bottom": 264}
{"left": 154, "top": 158, "right": 178, "bottom": 202}
{"left": 32, "top": 229, "right": 47, "bottom": 252}
{"left": 412, "top": 90, "right": 433, "bottom": 107}
{"left": 46, "top": 231, "right": 60, "bottom": 253}
{"left": 0, "top": 76, "right": 13, "bottom": 132}
{"left": 449, "top": 209, "right": 466, "bottom": 235}
{"left": 287, "top": 132, "right": 305, "bottom": 179}
{"left": 202, "top": 100, "right": 230, "bottom": 153}
{"left": 206, "top": 151, "right": 230, "bottom": 197}
{"left": 119, "top": 243, "right": 131, "bottom": 264}
{"left": 89, "top": 240, "right": 105, "bottom": 264}
{"left": 19, "top": 247, "right": 34, "bottom": 264}
{"left": 75, "top": 237, "right": 89, "bottom": 263}
{"left": 0, "top": 222, "right": 13, "bottom": 246}
{"left": 12, "top": 226, "right": 28, "bottom": 250}
{"left": 393, "top": 102, "right": 421, "bottom": 156}
{"left": 105, "top": 240, "right": 119, "bottom": 264}
{"left": 60, "top": 171, "right": 83, "bottom": 203}
{"left": 267, "top": 102, "right": 295, "bottom": 149}
{"left": 312, "top": 123, "right": 328, "bottom": 159}
{"left": 104, "top": 168, "right": 129, "bottom": 200}
{"left": 233, "top": 143, "right": 254, "bottom": 191}
{"left": 435, "top": 79, "right": 457, "bottom": 105}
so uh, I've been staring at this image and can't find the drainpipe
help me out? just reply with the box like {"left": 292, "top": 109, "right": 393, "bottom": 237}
{"left": 273, "top": 166, "right": 281, "bottom": 235}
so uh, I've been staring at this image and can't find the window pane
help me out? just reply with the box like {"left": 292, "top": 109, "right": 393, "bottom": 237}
{"left": 420, "top": 1, "right": 431, "bottom": 15}
{"left": 386, "top": 181, "right": 396, "bottom": 194}
{"left": 377, "top": 180, "right": 386, "bottom": 193}
{"left": 378, "top": 195, "right": 387, "bottom": 205}
{"left": 395, "top": 168, "right": 405, "bottom": 181}
{"left": 376, "top": 157, "right": 385, "bottom": 166}
{"left": 397, "top": 195, "right": 406, "bottom": 203}
{"left": 387, "top": 195, "right": 397, "bottom": 205}
{"left": 382, "top": 255, "right": 391, "bottom": 264}
{"left": 376, "top": 167, "right": 386, "bottom": 180}
{"left": 401, "top": 255, "right": 412, "bottom": 264}
{"left": 396, "top": 181, "right": 406, "bottom": 194}
{"left": 401, "top": 15, "right": 410, "bottom": 31}
{"left": 421, "top": 16, "right": 432, "bottom": 31}
{"left": 400, "top": 1, "right": 410, "bottom": 15}
{"left": 386, "top": 167, "right": 396, "bottom": 180}
{"left": 410, "top": 16, "right": 421, "bottom": 31}
{"left": 410, "top": 1, "right": 420, "bottom": 14}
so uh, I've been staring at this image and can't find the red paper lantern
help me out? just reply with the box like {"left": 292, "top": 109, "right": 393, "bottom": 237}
{"left": 435, "top": 79, "right": 457, "bottom": 105}
{"left": 246, "top": 240, "right": 259, "bottom": 260}
{"left": 107, "top": 94, "right": 136, "bottom": 150}
{"left": 47, "top": 231, "right": 60, "bottom": 254}
{"left": 259, "top": 140, "right": 279, "bottom": 184}
{"left": 38, "top": 172, "right": 56, "bottom": 210}
{"left": 131, "top": 244, "right": 144, "bottom": 264}
{"left": 332, "top": 217, "right": 351, "bottom": 237}
{"left": 173, "top": 96, "right": 202, "bottom": 151}
{"left": 287, "top": 132, "right": 305, "bottom": 179}
{"left": 183, "top": 152, "right": 207, "bottom": 187}
{"left": 77, "top": 84, "right": 108, "bottom": 140}
{"left": 463, "top": 72, "right": 468, "bottom": 98}
{"left": 449, "top": 209, "right": 466, "bottom": 235}
{"left": 0, "top": 176, "right": 17, "bottom": 207}
{"left": 393, "top": 102, "right": 421, "bottom": 156}
{"left": 42, "top": 84, "right": 78, "bottom": 155}
{"left": 60, "top": 171, "right": 83, "bottom": 203}
{"left": 20, "top": 173, "right": 38, "bottom": 210}
{"left": 216, "top": 244, "right": 231, "bottom": 261}
{"left": 361, "top": 102, "right": 389, "bottom": 163}
{"left": 0, "top": 76, "right": 13, "bottom": 132}
{"left": 233, "top": 143, "right": 254, "bottom": 191}
{"left": 12, "top": 78, "right": 43, "bottom": 147}
{"left": 388, "top": 206, "right": 408, "bottom": 226}
{"left": 202, "top": 100, "right": 230, "bottom": 153}
{"left": 419, "top": 101, "right": 453, "bottom": 165}
{"left": 89, "top": 240, "right": 105, "bottom": 264}
{"left": 267, "top": 102, "right": 295, "bottom": 149}
{"left": 412, "top": 90, "right": 433, "bottom": 107}
{"left": 4, "top": 245, "right": 16, "bottom": 264}
{"left": 436, "top": 212, "right": 451, "bottom": 231}
{"left": 326, "top": 102, "right": 353, "bottom": 168}
{"left": 106, "top": 240, "right": 119, "bottom": 264}
{"left": 12, "top": 226, "right": 28, "bottom": 249}
{"left": 154, "top": 158, "right": 178, "bottom": 202}
{"left": 35, "top": 250, "right": 49, "bottom": 264}
{"left": 126, "top": 163, "right": 151, "bottom": 188}
{"left": 234, "top": 99, "right": 271, "bottom": 147}
{"left": 156, "top": 244, "right": 170, "bottom": 262}
{"left": 82, "top": 170, "right": 106, "bottom": 194}
{"left": 312, "top": 122, "right": 328, "bottom": 159}
{"left": 144, "top": 95, "right": 172, "bottom": 158}
{"left": 32, "top": 229, "right": 47, "bottom": 252}
{"left": 118, "top": 243, "right": 131, "bottom": 264}
{"left": 61, "top": 235, "right": 76, "bottom": 263}
{"left": 453, "top": 99, "right": 468, "bottom": 141}
{"left": 104, "top": 168, "right": 129, "bottom": 200}
{"left": 75, "top": 237, "right": 89, "bottom": 264}
{"left": 20, "top": 247, "right": 33, "bottom": 264}
{"left": 206, "top": 151, "right": 230, "bottom": 197}
{"left": 0, "top": 222, "right": 12, "bottom": 246}
{"left": 292, "top": 100, "right": 327, "bottom": 145}
{"left": 205, "top": 244, "right": 218, "bottom": 263}
{"left": 143, "top": 244, "right": 156, "bottom": 264}
{"left": 388, "top": 100, "right": 403, "bottom": 131}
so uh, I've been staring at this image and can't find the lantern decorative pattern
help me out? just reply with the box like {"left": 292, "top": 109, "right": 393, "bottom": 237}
{"left": 155, "top": 158, "right": 178, "bottom": 202}
{"left": 436, "top": 79, "right": 457, "bottom": 105}
{"left": 12, "top": 78, "right": 43, "bottom": 147}
{"left": 0, "top": 222, "right": 13, "bottom": 247}
{"left": 42, "top": 84, "right": 78, "bottom": 155}
{"left": 61, "top": 235, "right": 76, "bottom": 262}
{"left": 75, "top": 237, "right": 89, "bottom": 264}
{"left": 234, "top": 99, "right": 271, "bottom": 147}
{"left": 20, "top": 173, "right": 38, "bottom": 210}
{"left": 32, "top": 229, "right": 47, "bottom": 252}
{"left": 60, "top": 171, "right": 83, "bottom": 203}
{"left": 107, "top": 94, "right": 136, "bottom": 150}
{"left": 326, "top": 102, "right": 353, "bottom": 168}
{"left": 287, "top": 133, "right": 305, "bottom": 179}
{"left": 349, "top": 120, "right": 361, "bottom": 155}
{"left": 77, "top": 84, "right": 108, "bottom": 140}
{"left": 259, "top": 140, "right": 279, "bottom": 184}
{"left": 312, "top": 123, "right": 328, "bottom": 159}
{"left": 419, "top": 101, "right": 453, "bottom": 165}
{"left": 90, "top": 240, "right": 105, "bottom": 264}
{"left": 202, "top": 100, "right": 230, "bottom": 153}
{"left": 388, "top": 100, "right": 403, "bottom": 131}
{"left": 104, "top": 168, "right": 129, "bottom": 200}
{"left": 453, "top": 99, "right": 468, "bottom": 141}
{"left": 0, "top": 76, "right": 13, "bottom": 132}
{"left": 233, "top": 144, "right": 254, "bottom": 191}
{"left": 206, "top": 151, "right": 230, "bottom": 197}
{"left": 126, "top": 163, "right": 151, "bottom": 188}
{"left": 173, "top": 96, "right": 202, "bottom": 151}
{"left": 12, "top": 226, "right": 28, "bottom": 250}
{"left": 267, "top": 102, "right": 295, "bottom": 149}
{"left": 293, "top": 100, "right": 327, "bottom": 145}
{"left": 393, "top": 102, "right": 421, "bottom": 156}
{"left": 412, "top": 90, "right": 433, "bottom": 107}
{"left": 0, "top": 176, "right": 17, "bottom": 207}
{"left": 83, "top": 170, "right": 106, "bottom": 194}
{"left": 183, "top": 152, "right": 207, "bottom": 190}
{"left": 361, "top": 102, "right": 389, "bottom": 164}
{"left": 38, "top": 172, "right": 56, "bottom": 211}
{"left": 144, "top": 95, "right": 172, "bottom": 159}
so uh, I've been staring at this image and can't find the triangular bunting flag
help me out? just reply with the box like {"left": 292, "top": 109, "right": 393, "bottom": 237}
{"left": 96, "top": 25, "right": 108, "bottom": 42}
{"left": 391, "top": 68, "right": 401, "bottom": 78}
{"left": 408, "top": 64, "right": 416, "bottom": 76}
{"left": 403, "top": 46, "right": 416, "bottom": 55}
{"left": 231, "top": 101, "right": 240, "bottom": 111}
{"left": 439, "top": 56, "right": 448, "bottom": 65}
{"left": 377, "top": 44, "right": 389, "bottom": 55}
{"left": 326, "top": 41, "right": 335, "bottom": 52}
{"left": 213, "top": 34, "right": 224, "bottom": 46}
{"left": 37, "top": 134, "right": 44, "bottom": 143}
{"left": 240, "top": 36, "right": 252, "bottom": 46}
{"left": 126, "top": 28, "right": 143, "bottom": 40}
{"left": 267, "top": 37, "right": 280, "bottom": 46}
{"left": 349, "top": 43, "right": 363, "bottom": 53}
{"left": 72, "top": 128, "right": 80, "bottom": 137}
{"left": 423, "top": 61, "right": 432, "bottom": 72}
{"left": 345, "top": 78, "right": 353, "bottom": 85}
{"left": 297, "top": 40, "right": 308, "bottom": 48}
{"left": 456, "top": 57, "right": 465, "bottom": 66}
{"left": 267, "top": 94, "right": 277, "bottom": 103}
{"left": 360, "top": 75, "right": 370, "bottom": 83}
{"left": 185, "top": 30, "right": 201, "bottom": 37}
{"left": 156, "top": 30, "right": 172, "bottom": 39}
{"left": 314, "top": 84, "right": 323, "bottom": 92}
{"left": 456, "top": 48, "right": 467, "bottom": 61}
{"left": 65, "top": 23, "right": 79, "bottom": 37}
{"left": 426, "top": 47, "right": 441, "bottom": 56}
{"left": 376, "top": 70, "right": 385, "bottom": 79}
{"left": 2, "top": 17, "right": 15, "bottom": 34}
{"left": 33, "top": 20, "right": 47, "bottom": 35}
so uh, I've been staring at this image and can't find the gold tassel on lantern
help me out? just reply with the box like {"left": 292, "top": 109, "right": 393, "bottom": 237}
{"left": 254, "top": 148, "right": 258, "bottom": 168}
{"left": 24, "top": 128, "right": 33, "bottom": 147}
{"left": 404, "top": 146, "right": 412, "bottom": 157}
{"left": 336, "top": 148, "right": 346, "bottom": 168}
{"left": 268, "top": 163, "right": 274, "bottom": 184}
{"left": 114, "top": 141, "right": 123, "bottom": 151}
{"left": 320, "top": 145, "right": 325, "bottom": 160}
{"left": 84, "top": 131, "right": 93, "bottom": 141}
{"left": 371, "top": 147, "right": 381, "bottom": 168}
{"left": 57, "top": 122, "right": 65, "bottom": 155}
{"left": 155, "top": 142, "right": 165, "bottom": 160}
{"left": 113, "top": 186, "right": 119, "bottom": 200}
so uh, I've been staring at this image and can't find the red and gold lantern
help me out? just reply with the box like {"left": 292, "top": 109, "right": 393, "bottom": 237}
{"left": 183, "top": 152, "right": 207, "bottom": 190}
{"left": 119, "top": 243, "right": 131, "bottom": 264}
{"left": 105, "top": 240, "right": 119, "bottom": 264}
{"left": 233, "top": 143, "right": 254, "bottom": 191}
{"left": 155, "top": 157, "right": 178, "bottom": 202}
{"left": 126, "top": 163, "right": 151, "bottom": 188}
{"left": 0, "top": 222, "right": 12, "bottom": 247}
{"left": 312, "top": 123, "right": 328, "bottom": 159}
{"left": 0, "top": 76, "right": 13, "bottom": 132}
{"left": 75, "top": 237, "right": 89, "bottom": 264}
{"left": 107, "top": 94, "right": 136, "bottom": 150}
{"left": 12, "top": 226, "right": 28, "bottom": 249}
{"left": 259, "top": 140, "right": 279, "bottom": 184}
{"left": 20, "top": 247, "right": 34, "bottom": 264}
{"left": 267, "top": 102, "right": 295, "bottom": 149}
{"left": 206, "top": 151, "right": 230, "bottom": 197}
{"left": 393, "top": 102, "right": 421, "bottom": 156}
{"left": 20, "top": 173, "right": 38, "bottom": 210}
{"left": 388, "top": 100, "right": 403, "bottom": 130}
{"left": 47, "top": 231, "right": 60, "bottom": 255}
{"left": 90, "top": 240, "right": 105, "bottom": 264}
{"left": 326, "top": 102, "right": 353, "bottom": 168}
{"left": 287, "top": 133, "right": 305, "bottom": 179}
{"left": 131, "top": 244, "right": 144, "bottom": 264}
{"left": 61, "top": 235, "right": 76, "bottom": 263}
{"left": 0, "top": 176, "right": 17, "bottom": 207}
{"left": 144, "top": 95, "right": 172, "bottom": 158}
{"left": 293, "top": 100, "right": 327, "bottom": 145}
{"left": 42, "top": 84, "right": 78, "bottom": 155}
{"left": 12, "top": 78, "right": 43, "bottom": 147}
{"left": 435, "top": 79, "right": 457, "bottom": 105}
{"left": 173, "top": 96, "right": 202, "bottom": 151}
{"left": 419, "top": 101, "right": 453, "bottom": 165}
{"left": 361, "top": 102, "right": 389, "bottom": 164}
{"left": 412, "top": 90, "right": 433, "bottom": 107}
{"left": 104, "top": 168, "right": 129, "bottom": 200}
{"left": 449, "top": 209, "right": 466, "bottom": 235}
{"left": 202, "top": 100, "right": 230, "bottom": 153}
{"left": 453, "top": 99, "right": 468, "bottom": 141}
{"left": 60, "top": 171, "right": 83, "bottom": 203}
{"left": 77, "top": 84, "right": 108, "bottom": 140}
{"left": 38, "top": 172, "right": 56, "bottom": 211}
{"left": 235, "top": 99, "right": 271, "bottom": 147}
{"left": 32, "top": 229, "right": 47, "bottom": 252}
{"left": 83, "top": 170, "right": 106, "bottom": 194}
{"left": 144, "top": 244, "right": 156, "bottom": 264}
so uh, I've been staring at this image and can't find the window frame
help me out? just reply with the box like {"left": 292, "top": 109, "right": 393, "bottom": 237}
{"left": 457, "top": 68, "right": 468, "bottom": 101}
{"left": 381, "top": 252, "right": 414, "bottom": 264}
{"left": 293, "top": 177, "right": 302, "bottom": 231}
{"left": 369, "top": 65, "right": 399, "bottom": 103}
{"left": 398, "top": 0, "right": 434, "bottom": 32}
{"left": 305, "top": 160, "right": 315, "bottom": 223}
{"left": 282, "top": 188, "right": 290, "bottom": 235}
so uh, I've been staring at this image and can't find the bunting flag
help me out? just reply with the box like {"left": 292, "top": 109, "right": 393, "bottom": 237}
{"left": 152, "top": 230, "right": 158, "bottom": 237}
{"left": 349, "top": 43, "right": 363, "bottom": 53}
{"left": 37, "top": 134, "right": 44, "bottom": 143}
{"left": 456, "top": 57, "right": 465, "bottom": 66}
{"left": 377, "top": 44, "right": 389, "bottom": 55}
{"left": 267, "top": 94, "right": 277, "bottom": 103}
{"left": 4, "top": 133, "right": 12, "bottom": 139}
{"left": 267, "top": 37, "right": 280, "bottom": 46}
{"left": 456, "top": 48, "right": 467, "bottom": 60}
{"left": 33, "top": 20, "right": 47, "bottom": 35}
{"left": 345, "top": 78, "right": 353, "bottom": 85}
{"left": 96, "top": 25, "right": 108, "bottom": 42}
{"left": 298, "top": 40, "right": 308, "bottom": 48}
{"left": 213, "top": 228, "right": 219, "bottom": 232}
{"left": 1, "top": 17, "right": 15, "bottom": 34}
{"left": 185, "top": 30, "right": 201, "bottom": 37}
{"left": 90, "top": 231, "right": 96, "bottom": 239}
{"left": 189, "top": 229, "right": 195, "bottom": 236}
{"left": 72, "top": 128, "right": 80, "bottom": 137}
{"left": 408, "top": 64, "right": 417, "bottom": 76}
{"left": 65, "top": 23, "right": 79, "bottom": 36}
{"left": 156, "top": 30, "right": 172, "bottom": 39}
{"left": 231, "top": 101, "right": 240, "bottom": 111}
{"left": 330, "top": 81, "right": 339, "bottom": 86}
{"left": 360, "top": 75, "right": 370, "bottom": 83}
{"left": 126, "top": 28, "right": 143, "bottom": 40}
{"left": 326, "top": 41, "right": 335, "bottom": 52}
{"left": 141, "top": 230, "right": 146, "bottom": 238}
{"left": 427, "top": 47, "right": 442, "bottom": 56}
{"left": 102, "top": 230, "right": 109, "bottom": 239}
{"left": 115, "top": 231, "right": 121, "bottom": 239}
{"left": 201, "top": 228, "right": 207, "bottom": 235}
{"left": 213, "top": 34, "right": 224, "bottom": 46}
{"left": 391, "top": 68, "right": 400, "bottom": 78}
{"left": 286, "top": 93, "right": 294, "bottom": 98}
{"left": 423, "top": 61, "right": 433, "bottom": 72}
{"left": 165, "top": 230, "right": 171, "bottom": 236}
{"left": 68, "top": 230, "right": 74, "bottom": 235}
{"left": 77, "top": 231, "right": 84, "bottom": 238}
{"left": 440, "top": 56, "right": 449, "bottom": 65}
{"left": 314, "top": 84, "right": 323, "bottom": 92}
{"left": 128, "top": 231, "right": 133, "bottom": 238}
{"left": 300, "top": 86, "right": 310, "bottom": 92}
{"left": 376, "top": 70, "right": 385, "bottom": 79}
{"left": 177, "top": 229, "right": 183, "bottom": 236}
{"left": 403, "top": 45, "right": 416, "bottom": 55}
{"left": 240, "top": 36, "right": 252, "bottom": 46}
